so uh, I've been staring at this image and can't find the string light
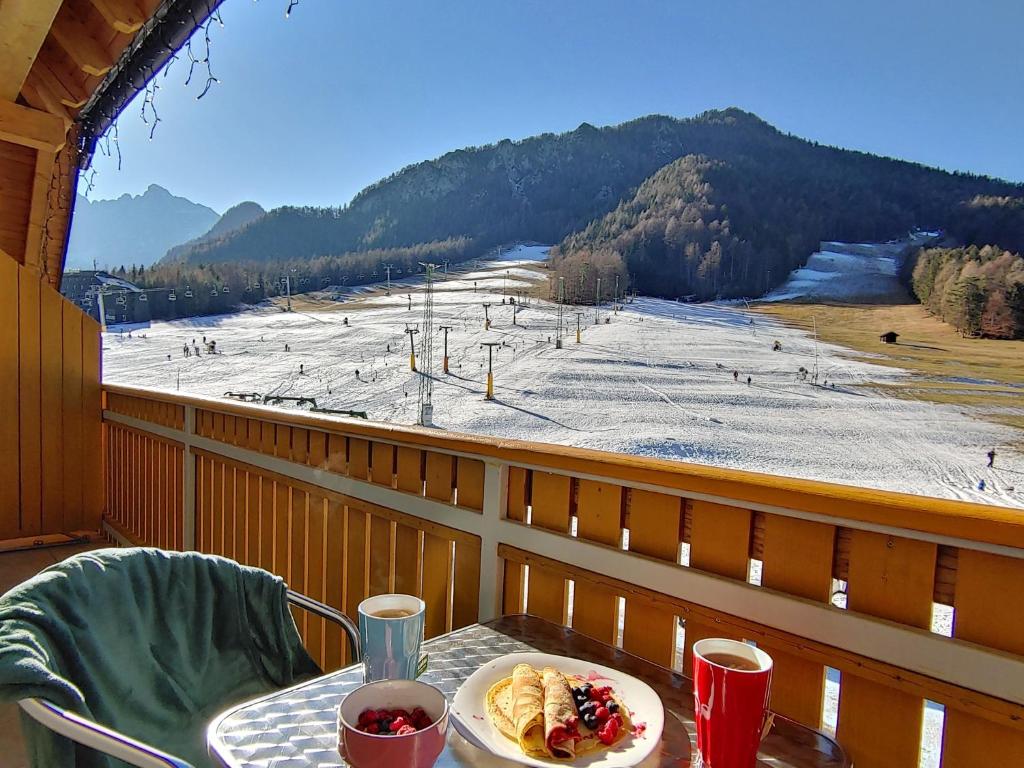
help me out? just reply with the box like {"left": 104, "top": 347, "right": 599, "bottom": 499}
{"left": 76, "top": 1, "right": 299, "bottom": 183}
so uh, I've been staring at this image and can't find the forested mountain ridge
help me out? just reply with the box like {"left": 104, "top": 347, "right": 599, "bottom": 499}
{"left": 161, "top": 200, "right": 266, "bottom": 262}
{"left": 163, "top": 108, "right": 1024, "bottom": 302}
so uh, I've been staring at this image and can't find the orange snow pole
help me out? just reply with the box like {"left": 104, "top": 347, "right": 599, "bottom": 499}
{"left": 440, "top": 325, "right": 452, "bottom": 374}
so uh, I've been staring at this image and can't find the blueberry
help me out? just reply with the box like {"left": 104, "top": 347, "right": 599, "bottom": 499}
{"left": 583, "top": 714, "right": 599, "bottom": 730}
{"left": 579, "top": 700, "right": 597, "bottom": 714}
{"left": 606, "top": 701, "right": 619, "bottom": 714}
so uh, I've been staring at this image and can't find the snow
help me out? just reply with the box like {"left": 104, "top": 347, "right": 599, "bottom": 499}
{"left": 762, "top": 248, "right": 903, "bottom": 303}
{"left": 103, "top": 244, "right": 1023, "bottom": 508}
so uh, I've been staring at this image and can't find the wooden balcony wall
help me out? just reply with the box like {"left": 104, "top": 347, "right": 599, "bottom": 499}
{"left": 102, "top": 384, "right": 1024, "bottom": 768}
{"left": 0, "top": 254, "right": 101, "bottom": 540}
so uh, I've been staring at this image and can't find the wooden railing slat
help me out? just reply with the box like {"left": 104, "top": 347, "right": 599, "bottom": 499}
{"left": 305, "top": 493, "right": 327, "bottom": 670}
{"left": 324, "top": 498, "right": 345, "bottom": 670}
{"left": 394, "top": 523, "right": 421, "bottom": 597}
{"left": 348, "top": 438, "right": 369, "bottom": 481}
{"left": 623, "top": 489, "right": 681, "bottom": 666}
{"left": 422, "top": 533, "right": 452, "bottom": 639}
{"left": 370, "top": 442, "right": 394, "bottom": 487}
{"left": 456, "top": 457, "right": 485, "bottom": 511}
{"left": 837, "top": 531, "right": 936, "bottom": 768}
{"left": 943, "top": 549, "right": 1024, "bottom": 766}
{"left": 425, "top": 452, "right": 454, "bottom": 503}
{"left": 761, "top": 515, "right": 835, "bottom": 727}
{"left": 396, "top": 446, "right": 423, "bottom": 495}
{"left": 452, "top": 538, "right": 482, "bottom": 629}
{"left": 368, "top": 515, "right": 391, "bottom": 596}
{"left": 572, "top": 479, "right": 623, "bottom": 643}
{"left": 685, "top": 500, "right": 752, "bottom": 673}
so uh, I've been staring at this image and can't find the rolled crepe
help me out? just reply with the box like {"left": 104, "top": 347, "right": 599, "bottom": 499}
{"left": 542, "top": 667, "right": 580, "bottom": 760}
{"left": 511, "top": 664, "right": 547, "bottom": 757}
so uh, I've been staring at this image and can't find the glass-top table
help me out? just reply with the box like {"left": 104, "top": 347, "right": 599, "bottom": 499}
{"left": 208, "top": 614, "right": 849, "bottom": 767}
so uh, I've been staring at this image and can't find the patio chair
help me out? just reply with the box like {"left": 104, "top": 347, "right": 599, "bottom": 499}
{"left": 0, "top": 547, "right": 360, "bottom": 768}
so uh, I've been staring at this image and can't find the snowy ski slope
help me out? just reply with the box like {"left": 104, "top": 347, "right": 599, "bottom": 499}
{"left": 104, "top": 245, "right": 1023, "bottom": 508}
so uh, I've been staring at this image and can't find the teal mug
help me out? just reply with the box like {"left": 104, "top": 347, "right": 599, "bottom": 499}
{"left": 357, "top": 594, "right": 427, "bottom": 682}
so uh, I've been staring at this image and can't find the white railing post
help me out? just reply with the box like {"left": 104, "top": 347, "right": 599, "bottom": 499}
{"left": 182, "top": 405, "right": 196, "bottom": 551}
{"left": 479, "top": 460, "right": 509, "bottom": 622}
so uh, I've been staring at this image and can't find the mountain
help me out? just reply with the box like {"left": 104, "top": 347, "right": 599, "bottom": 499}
{"left": 161, "top": 201, "right": 265, "bottom": 263}
{"left": 66, "top": 184, "right": 219, "bottom": 271}
{"left": 161, "top": 109, "right": 1024, "bottom": 300}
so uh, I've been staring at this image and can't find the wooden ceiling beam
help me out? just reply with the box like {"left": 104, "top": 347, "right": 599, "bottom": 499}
{"left": 50, "top": 7, "right": 114, "bottom": 77}
{"left": 89, "top": 0, "right": 146, "bottom": 34}
{"left": 0, "top": 99, "right": 67, "bottom": 152}
{"left": 29, "top": 60, "right": 88, "bottom": 109}
{"left": 0, "top": 0, "right": 65, "bottom": 101}
{"left": 19, "top": 80, "right": 73, "bottom": 127}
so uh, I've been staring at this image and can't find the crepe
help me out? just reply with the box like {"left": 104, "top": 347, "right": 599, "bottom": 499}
{"left": 541, "top": 667, "right": 580, "bottom": 760}
{"left": 509, "top": 663, "right": 548, "bottom": 757}
{"left": 485, "top": 663, "right": 632, "bottom": 761}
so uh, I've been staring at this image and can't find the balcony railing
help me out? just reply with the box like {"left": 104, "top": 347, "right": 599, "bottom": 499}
{"left": 101, "top": 382, "right": 1024, "bottom": 768}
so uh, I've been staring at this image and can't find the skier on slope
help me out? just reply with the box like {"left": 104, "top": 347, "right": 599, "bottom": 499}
{"left": 987, "top": 449, "right": 997, "bottom": 468}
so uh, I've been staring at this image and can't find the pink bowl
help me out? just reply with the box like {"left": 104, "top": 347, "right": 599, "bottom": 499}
{"left": 338, "top": 680, "right": 449, "bottom": 768}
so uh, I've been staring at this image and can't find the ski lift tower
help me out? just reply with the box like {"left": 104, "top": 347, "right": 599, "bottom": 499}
{"left": 417, "top": 263, "right": 436, "bottom": 426}
{"left": 482, "top": 302, "right": 492, "bottom": 330}
{"left": 481, "top": 342, "right": 500, "bottom": 400}
{"left": 384, "top": 264, "right": 393, "bottom": 296}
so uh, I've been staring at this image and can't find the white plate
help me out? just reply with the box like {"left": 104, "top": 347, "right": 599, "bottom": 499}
{"left": 450, "top": 652, "right": 664, "bottom": 767}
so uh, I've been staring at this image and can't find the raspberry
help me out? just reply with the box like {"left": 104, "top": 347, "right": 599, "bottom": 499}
{"left": 359, "top": 708, "right": 379, "bottom": 725}
{"left": 611, "top": 712, "right": 623, "bottom": 726}
{"left": 391, "top": 716, "right": 409, "bottom": 731}
{"left": 391, "top": 709, "right": 411, "bottom": 721}
{"left": 396, "top": 724, "right": 417, "bottom": 736}
{"left": 365, "top": 722, "right": 380, "bottom": 735}
{"left": 597, "top": 717, "right": 619, "bottom": 745}
{"left": 594, "top": 706, "right": 610, "bottom": 722}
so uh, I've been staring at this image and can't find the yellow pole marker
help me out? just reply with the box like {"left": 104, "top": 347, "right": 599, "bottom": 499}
{"left": 405, "top": 326, "right": 419, "bottom": 371}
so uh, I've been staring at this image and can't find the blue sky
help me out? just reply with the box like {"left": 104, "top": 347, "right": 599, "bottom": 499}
{"left": 84, "top": 0, "right": 1024, "bottom": 214}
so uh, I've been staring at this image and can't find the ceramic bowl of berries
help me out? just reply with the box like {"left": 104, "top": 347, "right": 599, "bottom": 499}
{"left": 338, "top": 679, "right": 449, "bottom": 768}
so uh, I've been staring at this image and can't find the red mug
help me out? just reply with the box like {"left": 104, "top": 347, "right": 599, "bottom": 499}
{"left": 692, "top": 638, "right": 773, "bottom": 768}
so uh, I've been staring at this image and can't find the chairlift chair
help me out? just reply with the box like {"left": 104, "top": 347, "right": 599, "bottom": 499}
{"left": 138, "top": 293, "right": 147, "bottom": 302}
{"left": 168, "top": 291, "right": 177, "bottom": 302}
{"left": 184, "top": 287, "right": 194, "bottom": 299}
{"left": 254, "top": 280, "right": 262, "bottom": 289}
{"left": 115, "top": 294, "right": 126, "bottom": 306}
{"left": 222, "top": 285, "right": 230, "bottom": 294}
{"left": 211, "top": 288, "right": 219, "bottom": 297}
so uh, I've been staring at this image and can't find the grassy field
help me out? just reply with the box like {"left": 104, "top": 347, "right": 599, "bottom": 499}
{"left": 755, "top": 302, "right": 1024, "bottom": 435}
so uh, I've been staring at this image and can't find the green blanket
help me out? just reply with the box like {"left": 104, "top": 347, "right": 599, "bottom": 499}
{"left": 0, "top": 547, "right": 321, "bottom": 768}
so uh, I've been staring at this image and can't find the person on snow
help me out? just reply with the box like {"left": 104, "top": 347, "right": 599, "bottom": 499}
{"left": 733, "top": 370, "right": 739, "bottom": 382}
{"left": 987, "top": 449, "right": 997, "bottom": 468}
{"left": 747, "top": 376, "right": 752, "bottom": 386}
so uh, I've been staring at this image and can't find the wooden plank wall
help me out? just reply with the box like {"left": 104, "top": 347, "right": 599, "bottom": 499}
{"left": 0, "top": 252, "right": 102, "bottom": 539}
{"left": 0, "top": 140, "right": 34, "bottom": 263}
